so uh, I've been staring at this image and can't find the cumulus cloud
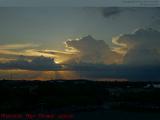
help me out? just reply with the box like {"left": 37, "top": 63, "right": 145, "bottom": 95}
{"left": 0, "top": 56, "right": 61, "bottom": 71}
{"left": 65, "top": 35, "right": 121, "bottom": 64}
{"left": 38, "top": 35, "right": 122, "bottom": 65}
{"left": 113, "top": 28, "right": 160, "bottom": 65}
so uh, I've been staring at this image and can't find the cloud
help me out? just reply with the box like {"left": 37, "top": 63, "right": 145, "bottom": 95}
{"left": 113, "top": 28, "right": 160, "bottom": 65}
{"left": 0, "top": 58, "right": 15, "bottom": 63}
{"left": 0, "top": 43, "right": 38, "bottom": 50}
{"left": 102, "top": 7, "right": 124, "bottom": 18}
{"left": 0, "top": 49, "right": 21, "bottom": 56}
{"left": 0, "top": 56, "right": 61, "bottom": 71}
{"left": 0, "top": 43, "right": 39, "bottom": 56}
{"left": 65, "top": 35, "right": 121, "bottom": 64}
{"left": 101, "top": 7, "right": 138, "bottom": 18}
{"left": 102, "top": 7, "right": 160, "bottom": 28}
{"left": 0, "top": 43, "right": 78, "bottom": 67}
{"left": 37, "top": 49, "right": 77, "bottom": 64}
{"left": 38, "top": 35, "right": 122, "bottom": 64}
{"left": 0, "top": 43, "right": 40, "bottom": 59}
{"left": 102, "top": 7, "right": 157, "bottom": 19}
{"left": 0, "top": 43, "right": 57, "bottom": 63}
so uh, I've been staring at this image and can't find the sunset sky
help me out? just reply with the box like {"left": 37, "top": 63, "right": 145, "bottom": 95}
{"left": 0, "top": 7, "right": 160, "bottom": 80}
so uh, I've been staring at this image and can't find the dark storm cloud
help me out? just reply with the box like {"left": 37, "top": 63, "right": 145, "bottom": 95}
{"left": 0, "top": 56, "right": 61, "bottom": 71}
{"left": 149, "top": 8, "right": 160, "bottom": 28}
{"left": 102, "top": 7, "right": 124, "bottom": 18}
{"left": 113, "top": 28, "right": 160, "bottom": 65}
{"left": 62, "top": 64, "right": 160, "bottom": 81}
{"left": 101, "top": 7, "right": 137, "bottom": 18}
{"left": 102, "top": 7, "right": 160, "bottom": 23}
{"left": 102, "top": 7, "right": 160, "bottom": 30}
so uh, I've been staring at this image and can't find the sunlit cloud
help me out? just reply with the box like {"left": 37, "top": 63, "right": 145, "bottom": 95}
{"left": 112, "top": 28, "right": 160, "bottom": 65}
{"left": 0, "top": 28, "right": 159, "bottom": 75}
{"left": 0, "top": 58, "right": 16, "bottom": 63}
{"left": 0, "top": 70, "right": 55, "bottom": 80}
{"left": 0, "top": 43, "right": 41, "bottom": 63}
{"left": 37, "top": 49, "right": 77, "bottom": 64}
{"left": 112, "top": 36, "right": 128, "bottom": 55}
{"left": 25, "top": 49, "right": 55, "bottom": 57}
{"left": 64, "top": 35, "right": 122, "bottom": 64}
{"left": 37, "top": 35, "right": 123, "bottom": 65}
{"left": 0, "top": 49, "right": 21, "bottom": 56}
{"left": 0, "top": 43, "right": 39, "bottom": 50}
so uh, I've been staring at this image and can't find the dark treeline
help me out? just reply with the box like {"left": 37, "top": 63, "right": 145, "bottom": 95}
{"left": 0, "top": 80, "right": 160, "bottom": 113}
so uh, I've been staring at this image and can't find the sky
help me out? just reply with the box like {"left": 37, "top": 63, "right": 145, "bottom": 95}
{"left": 0, "top": 7, "right": 160, "bottom": 80}
{"left": 0, "top": 0, "right": 159, "bottom": 7}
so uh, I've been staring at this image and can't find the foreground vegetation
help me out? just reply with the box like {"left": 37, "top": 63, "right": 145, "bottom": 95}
{"left": 0, "top": 80, "right": 160, "bottom": 113}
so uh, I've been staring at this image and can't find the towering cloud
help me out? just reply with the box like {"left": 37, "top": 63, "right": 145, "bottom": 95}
{"left": 113, "top": 28, "right": 160, "bottom": 65}
{"left": 65, "top": 35, "right": 121, "bottom": 64}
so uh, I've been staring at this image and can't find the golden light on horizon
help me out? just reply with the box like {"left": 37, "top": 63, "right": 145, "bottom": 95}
{"left": 54, "top": 59, "right": 63, "bottom": 64}
{"left": 53, "top": 70, "right": 80, "bottom": 80}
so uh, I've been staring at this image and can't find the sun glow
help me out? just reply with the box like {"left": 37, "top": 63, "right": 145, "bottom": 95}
{"left": 54, "top": 59, "right": 63, "bottom": 64}
{"left": 53, "top": 70, "right": 80, "bottom": 80}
